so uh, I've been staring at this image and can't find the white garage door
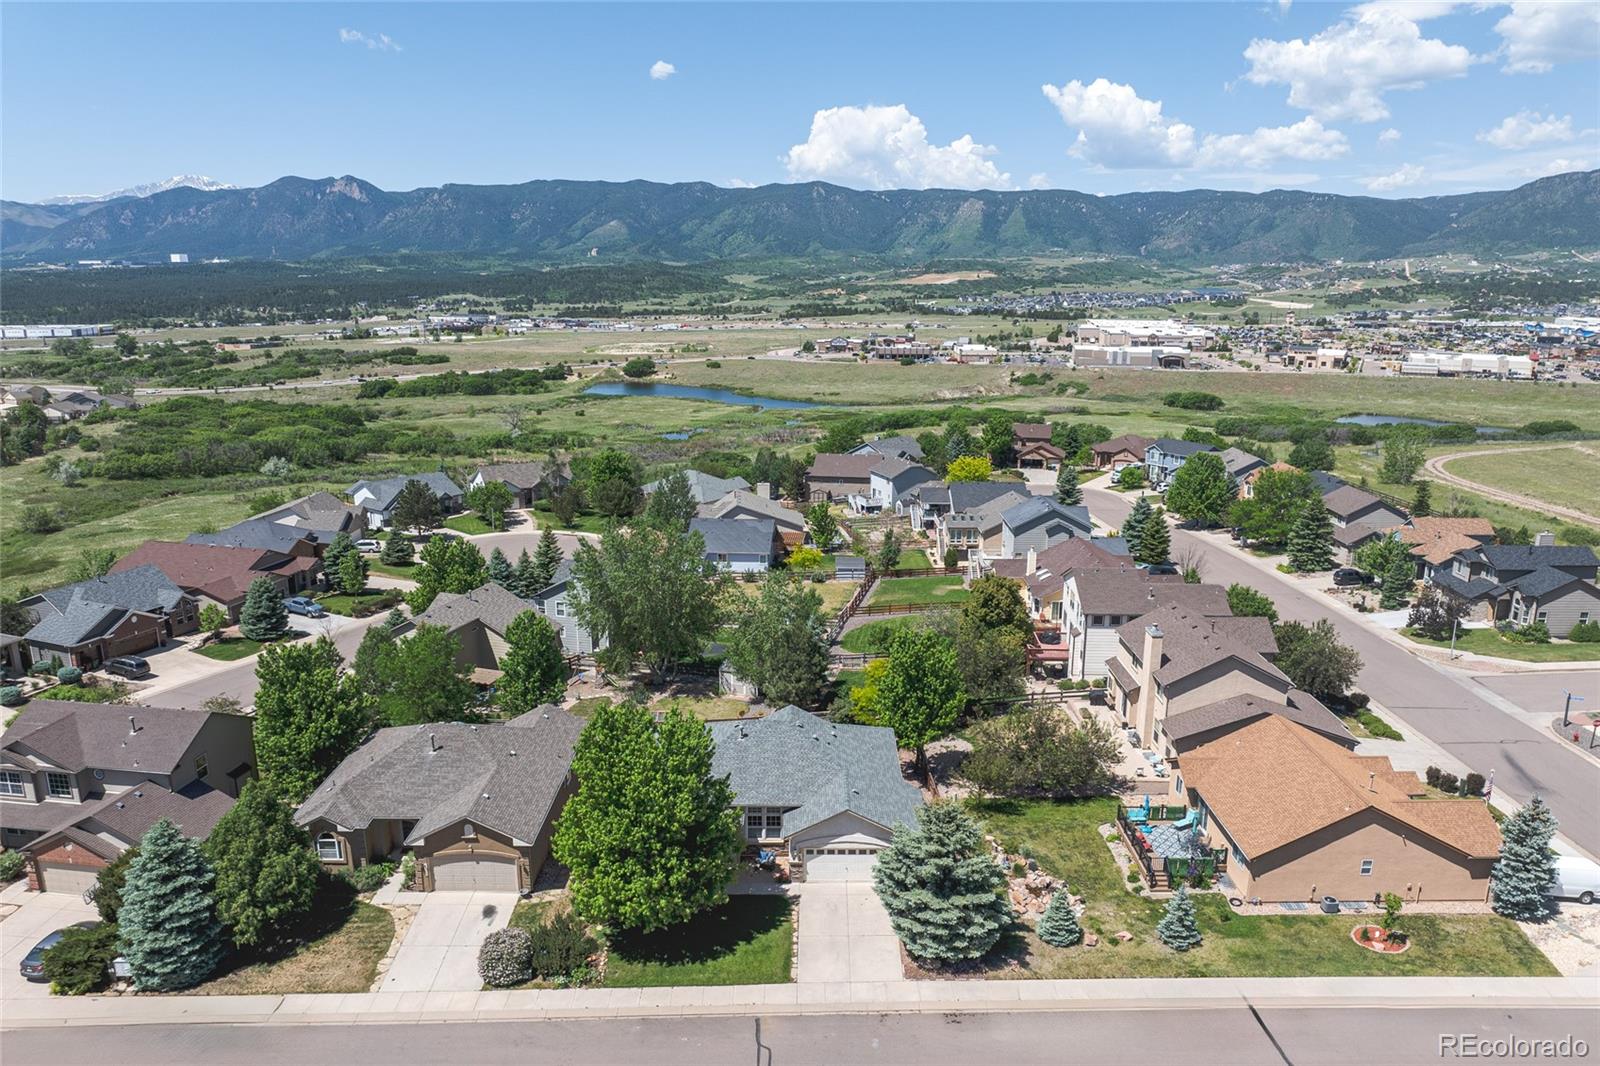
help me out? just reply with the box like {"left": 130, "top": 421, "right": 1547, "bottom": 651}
{"left": 431, "top": 854, "right": 518, "bottom": 891}
{"left": 38, "top": 863, "right": 100, "bottom": 897}
{"left": 802, "top": 847, "right": 879, "bottom": 882}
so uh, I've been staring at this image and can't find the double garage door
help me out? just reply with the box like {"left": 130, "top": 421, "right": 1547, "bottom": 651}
{"left": 431, "top": 854, "right": 519, "bottom": 891}
{"left": 38, "top": 863, "right": 100, "bottom": 897}
{"left": 801, "top": 847, "right": 880, "bottom": 882}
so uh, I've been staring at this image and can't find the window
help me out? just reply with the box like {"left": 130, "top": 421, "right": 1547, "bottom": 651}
{"left": 193, "top": 754, "right": 209, "bottom": 780}
{"left": 0, "top": 771, "right": 23, "bottom": 797}
{"left": 1359, "top": 859, "right": 1374, "bottom": 876}
{"left": 553, "top": 600, "right": 569, "bottom": 618}
{"left": 46, "top": 772, "right": 72, "bottom": 799}
{"left": 1536, "top": 610, "right": 1548, "bottom": 624}
{"left": 1580, "top": 612, "right": 1591, "bottom": 624}
{"left": 315, "top": 833, "right": 343, "bottom": 861}
{"left": 744, "top": 806, "right": 785, "bottom": 841}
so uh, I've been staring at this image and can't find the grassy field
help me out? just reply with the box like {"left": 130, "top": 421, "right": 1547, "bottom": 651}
{"left": 315, "top": 588, "right": 404, "bottom": 617}
{"left": 971, "top": 797, "right": 1554, "bottom": 978}
{"left": 1440, "top": 444, "right": 1600, "bottom": 521}
{"left": 193, "top": 895, "right": 394, "bottom": 996}
{"left": 195, "top": 637, "right": 265, "bottom": 661}
{"left": 839, "top": 616, "right": 922, "bottom": 653}
{"left": 602, "top": 896, "right": 794, "bottom": 987}
{"left": 443, "top": 513, "right": 496, "bottom": 535}
{"left": 728, "top": 577, "right": 860, "bottom": 617}
{"left": 868, "top": 574, "right": 969, "bottom": 608}
{"left": 1402, "top": 627, "right": 1600, "bottom": 662}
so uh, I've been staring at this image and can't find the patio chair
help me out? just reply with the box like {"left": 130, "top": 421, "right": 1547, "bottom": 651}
{"left": 1125, "top": 806, "right": 1149, "bottom": 824}
{"left": 1170, "top": 809, "right": 1197, "bottom": 831}
{"left": 755, "top": 849, "right": 777, "bottom": 869}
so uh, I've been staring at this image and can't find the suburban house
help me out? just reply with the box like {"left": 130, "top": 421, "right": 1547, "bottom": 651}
{"left": 1090, "top": 434, "right": 1153, "bottom": 472}
{"left": 469, "top": 459, "right": 572, "bottom": 508}
{"left": 188, "top": 518, "right": 324, "bottom": 560}
{"left": 989, "top": 536, "right": 1131, "bottom": 625}
{"left": 690, "top": 517, "right": 778, "bottom": 572}
{"left": 1144, "top": 439, "right": 1217, "bottom": 491}
{"left": 1011, "top": 423, "right": 1065, "bottom": 470}
{"left": 294, "top": 708, "right": 584, "bottom": 892}
{"left": 246, "top": 491, "right": 369, "bottom": 546}
{"left": 699, "top": 489, "right": 807, "bottom": 550}
{"left": 19, "top": 566, "right": 198, "bottom": 670}
{"left": 410, "top": 582, "right": 539, "bottom": 677}
{"left": 1238, "top": 460, "right": 1298, "bottom": 499}
{"left": 934, "top": 485, "right": 1036, "bottom": 563}
{"left": 1160, "top": 691, "right": 1354, "bottom": 756}
{"left": 997, "top": 496, "right": 1093, "bottom": 560}
{"left": 1061, "top": 571, "right": 1231, "bottom": 681}
{"left": 854, "top": 457, "right": 938, "bottom": 514}
{"left": 1425, "top": 536, "right": 1600, "bottom": 636}
{"left": 528, "top": 561, "right": 604, "bottom": 656}
{"left": 1323, "top": 484, "right": 1410, "bottom": 559}
{"left": 348, "top": 472, "right": 465, "bottom": 529}
{"left": 1388, "top": 516, "right": 1495, "bottom": 576}
{"left": 900, "top": 480, "right": 1023, "bottom": 532}
{"left": 112, "top": 540, "right": 324, "bottom": 620}
{"left": 1220, "top": 447, "right": 1268, "bottom": 485}
{"left": 850, "top": 435, "right": 923, "bottom": 462}
{"left": 643, "top": 469, "right": 751, "bottom": 505}
{"left": 708, "top": 705, "right": 923, "bottom": 882}
{"left": 1181, "top": 715, "right": 1500, "bottom": 902}
{"left": 805, "top": 453, "right": 879, "bottom": 502}
{"left": 2, "top": 699, "right": 253, "bottom": 888}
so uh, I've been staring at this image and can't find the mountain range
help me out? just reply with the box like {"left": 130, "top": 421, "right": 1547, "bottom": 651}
{"left": 3, "top": 171, "right": 1596, "bottom": 266}
{"left": 39, "top": 175, "right": 237, "bottom": 206}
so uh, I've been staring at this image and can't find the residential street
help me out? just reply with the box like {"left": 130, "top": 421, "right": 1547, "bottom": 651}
{"left": 5, "top": 1006, "right": 1595, "bottom": 1065}
{"left": 1085, "top": 486, "right": 1600, "bottom": 859}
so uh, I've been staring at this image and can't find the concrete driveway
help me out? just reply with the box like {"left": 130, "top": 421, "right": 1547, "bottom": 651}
{"left": 794, "top": 881, "right": 903, "bottom": 984}
{"left": 0, "top": 887, "right": 100, "bottom": 1000}
{"left": 377, "top": 890, "right": 518, "bottom": 993}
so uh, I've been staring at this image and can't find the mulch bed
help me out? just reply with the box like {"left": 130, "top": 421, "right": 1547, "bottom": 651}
{"left": 1351, "top": 925, "right": 1412, "bottom": 954}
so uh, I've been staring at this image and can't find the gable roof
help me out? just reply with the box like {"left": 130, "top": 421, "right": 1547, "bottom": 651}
{"left": 413, "top": 582, "right": 536, "bottom": 637}
{"left": 474, "top": 459, "right": 570, "bottom": 491}
{"left": 945, "top": 480, "right": 1031, "bottom": 514}
{"left": 699, "top": 490, "right": 805, "bottom": 530}
{"left": 854, "top": 435, "right": 923, "bottom": 461}
{"left": 1071, "top": 569, "right": 1228, "bottom": 617}
{"left": 991, "top": 536, "right": 1129, "bottom": 595}
{"left": 643, "top": 469, "right": 751, "bottom": 504}
{"left": 188, "top": 518, "right": 316, "bottom": 555}
{"left": 294, "top": 708, "right": 583, "bottom": 846}
{"left": 1479, "top": 544, "right": 1599, "bottom": 572}
{"left": 23, "top": 566, "right": 189, "bottom": 647}
{"left": 1392, "top": 519, "right": 1496, "bottom": 565}
{"left": 1219, "top": 447, "right": 1266, "bottom": 479}
{"left": 112, "top": 540, "right": 301, "bottom": 605}
{"left": 2, "top": 699, "right": 227, "bottom": 776}
{"left": 1148, "top": 438, "right": 1217, "bottom": 459}
{"left": 690, "top": 517, "right": 776, "bottom": 557}
{"left": 807, "top": 453, "right": 879, "bottom": 480}
{"left": 348, "top": 472, "right": 464, "bottom": 510}
{"left": 1163, "top": 691, "right": 1351, "bottom": 748}
{"left": 708, "top": 705, "right": 923, "bottom": 838}
{"left": 868, "top": 456, "right": 932, "bottom": 481}
{"left": 1092, "top": 434, "right": 1153, "bottom": 456}
{"left": 1000, "top": 494, "right": 1091, "bottom": 536}
{"left": 1012, "top": 422, "right": 1053, "bottom": 442}
{"left": 1308, "top": 470, "right": 1347, "bottom": 495}
{"left": 1181, "top": 716, "right": 1501, "bottom": 860}
{"left": 1322, "top": 484, "right": 1395, "bottom": 519}
{"left": 1115, "top": 603, "right": 1288, "bottom": 688}
{"left": 249, "top": 491, "right": 366, "bottom": 542}
{"left": 1508, "top": 567, "right": 1600, "bottom": 600}
{"left": 25, "top": 781, "right": 236, "bottom": 857}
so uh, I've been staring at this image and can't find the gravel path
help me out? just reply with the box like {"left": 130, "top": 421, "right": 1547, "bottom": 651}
{"left": 1424, "top": 443, "right": 1600, "bottom": 528}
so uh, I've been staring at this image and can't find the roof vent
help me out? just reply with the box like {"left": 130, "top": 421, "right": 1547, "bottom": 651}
{"left": 508, "top": 749, "right": 517, "bottom": 757}
{"left": 115, "top": 801, "right": 125, "bottom": 809}
{"left": 128, "top": 715, "right": 139, "bottom": 734}
{"left": 429, "top": 733, "right": 438, "bottom": 753}
{"left": 133, "top": 789, "right": 143, "bottom": 798}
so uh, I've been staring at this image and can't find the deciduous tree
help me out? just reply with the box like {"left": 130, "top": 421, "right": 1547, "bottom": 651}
{"left": 1229, "top": 468, "right": 1319, "bottom": 547}
{"left": 805, "top": 501, "right": 839, "bottom": 550}
{"left": 1225, "top": 584, "right": 1278, "bottom": 624}
{"left": 723, "top": 574, "right": 830, "bottom": 710}
{"left": 467, "top": 480, "right": 515, "bottom": 531}
{"left": 643, "top": 469, "right": 697, "bottom": 531}
{"left": 1273, "top": 619, "right": 1361, "bottom": 702}
{"left": 945, "top": 455, "right": 992, "bottom": 482}
{"left": 1163, "top": 452, "right": 1233, "bottom": 528}
{"left": 962, "top": 707, "right": 1120, "bottom": 798}
{"left": 878, "top": 627, "right": 964, "bottom": 776}
{"left": 205, "top": 781, "right": 320, "bottom": 949}
{"left": 585, "top": 448, "right": 642, "bottom": 518}
{"left": 498, "top": 611, "right": 569, "bottom": 712}
{"left": 407, "top": 535, "right": 488, "bottom": 612}
{"left": 253, "top": 637, "right": 373, "bottom": 802}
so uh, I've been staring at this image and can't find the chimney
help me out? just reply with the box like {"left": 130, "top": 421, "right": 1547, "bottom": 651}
{"left": 128, "top": 715, "right": 138, "bottom": 734}
{"left": 756, "top": 481, "right": 771, "bottom": 499}
{"left": 1025, "top": 547, "right": 1038, "bottom": 575}
{"left": 1534, "top": 530, "right": 1555, "bottom": 547}
{"left": 1142, "top": 623, "right": 1164, "bottom": 673}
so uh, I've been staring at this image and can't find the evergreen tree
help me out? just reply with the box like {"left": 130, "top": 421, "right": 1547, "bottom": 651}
{"left": 383, "top": 606, "right": 408, "bottom": 632}
{"left": 1055, "top": 464, "right": 1083, "bottom": 507}
{"left": 205, "top": 781, "right": 321, "bottom": 949}
{"left": 239, "top": 576, "right": 289, "bottom": 641}
{"left": 1287, "top": 504, "right": 1335, "bottom": 572}
{"left": 337, "top": 550, "right": 368, "bottom": 596}
{"left": 323, "top": 531, "right": 355, "bottom": 582}
{"left": 533, "top": 527, "right": 563, "bottom": 590}
{"left": 872, "top": 803, "right": 1014, "bottom": 964}
{"left": 1135, "top": 507, "right": 1171, "bottom": 565}
{"left": 508, "top": 549, "right": 536, "bottom": 598}
{"left": 488, "top": 547, "right": 513, "bottom": 587}
{"left": 1121, "top": 495, "right": 1154, "bottom": 558}
{"left": 93, "top": 845, "right": 138, "bottom": 923}
{"left": 1491, "top": 795, "right": 1558, "bottom": 922}
{"left": 390, "top": 479, "right": 441, "bottom": 534}
{"left": 498, "top": 611, "right": 569, "bottom": 712}
{"left": 1156, "top": 885, "right": 1203, "bottom": 951}
{"left": 1379, "top": 555, "right": 1413, "bottom": 610}
{"left": 1037, "top": 889, "right": 1082, "bottom": 947}
{"left": 118, "top": 819, "right": 224, "bottom": 991}
{"left": 379, "top": 533, "right": 414, "bottom": 566}
{"left": 1412, "top": 480, "right": 1433, "bottom": 518}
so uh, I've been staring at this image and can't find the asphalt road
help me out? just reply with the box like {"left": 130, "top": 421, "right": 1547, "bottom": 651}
{"left": 1087, "top": 487, "right": 1600, "bottom": 859}
{"left": 147, "top": 612, "right": 387, "bottom": 708}
{"left": 5, "top": 1007, "right": 1595, "bottom": 1065}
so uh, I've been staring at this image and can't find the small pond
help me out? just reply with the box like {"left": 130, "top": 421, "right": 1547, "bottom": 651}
{"left": 1336, "top": 414, "right": 1504, "bottom": 435}
{"left": 583, "top": 381, "right": 820, "bottom": 409}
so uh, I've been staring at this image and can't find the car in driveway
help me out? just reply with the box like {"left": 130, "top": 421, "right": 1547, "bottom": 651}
{"left": 1332, "top": 567, "right": 1374, "bottom": 587}
{"left": 1547, "top": 855, "right": 1600, "bottom": 905}
{"left": 19, "top": 921, "right": 100, "bottom": 982}
{"left": 355, "top": 538, "right": 382, "bottom": 553}
{"left": 283, "top": 596, "right": 326, "bottom": 618}
{"left": 103, "top": 655, "right": 150, "bottom": 680}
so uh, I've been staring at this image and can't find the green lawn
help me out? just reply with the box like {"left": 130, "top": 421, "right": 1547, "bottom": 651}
{"left": 839, "top": 616, "right": 922, "bottom": 654}
{"left": 651, "top": 695, "right": 753, "bottom": 721}
{"left": 368, "top": 560, "right": 420, "bottom": 581}
{"left": 895, "top": 549, "right": 933, "bottom": 570}
{"left": 1402, "top": 627, "right": 1600, "bottom": 663}
{"left": 868, "top": 574, "right": 968, "bottom": 608}
{"left": 530, "top": 501, "right": 612, "bottom": 534}
{"left": 602, "top": 895, "right": 794, "bottom": 987}
{"left": 971, "top": 797, "right": 1555, "bottom": 978}
{"left": 1443, "top": 444, "right": 1600, "bottom": 522}
{"left": 316, "top": 588, "right": 404, "bottom": 617}
{"left": 195, "top": 637, "right": 265, "bottom": 661}
{"left": 443, "top": 513, "right": 496, "bottom": 535}
{"left": 192, "top": 890, "right": 394, "bottom": 995}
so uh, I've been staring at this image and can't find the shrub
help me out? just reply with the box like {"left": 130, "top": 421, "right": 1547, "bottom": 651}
{"left": 0, "top": 686, "right": 23, "bottom": 707}
{"left": 0, "top": 849, "right": 26, "bottom": 881}
{"left": 1568, "top": 620, "right": 1600, "bottom": 643}
{"left": 1435, "top": 771, "right": 1460, "bottom": 794}
{"left": 1424, "top": 765, "right": 1442, "bottom": 788}
{"left": 1115, "top": 465, "right": 1144, "bottom": 489}
{"left": 19, "top": 506, "right": 63, "bottom": 534}
{"left": 478, "top": 927, "right": 534, "bottom": 987}
{"left": 42, "top": 923, "right": 119, "bottom": 995}
{"left": 528, "top": 912, "right": 598, "bottom": 980}
{"left": 1162, "top": 391, "right": 1224, "bottom": 411}
{"left": 57, "top": 666, "right": 83, "bottom": 685}
{"left": 342, "top": 862, "right": 393, "bottom": 894}
{"left": 1463, "top": 772, "right": 1486, "bottom": 796}
{"left": 1515, "top": 621, "right": 1551, "bottom": 644}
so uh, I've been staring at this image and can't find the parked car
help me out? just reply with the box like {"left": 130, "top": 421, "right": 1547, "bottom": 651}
{"left": 19, "top": 921, "right": 99, "bottom": 982}
{"left": 1332, "top": 567, "right": 1374, "bottom": 587}
{"left": 103, "top": 655, "right": 150, "bottom": 680}
{"left": 1547, "top": 855, "right": 1600, "bottom": 905}
{"left": 355, "top": 539, "right": 382, "bottom": 553}
{"left": 1139, "top": 562, "right": 1180, "bottom": 576}
{"left": 283, "top": 596, "right": 326, "bottom": 618}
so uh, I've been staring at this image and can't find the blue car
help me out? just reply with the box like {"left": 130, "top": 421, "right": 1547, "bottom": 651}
{"left": 20, "top": 921, "right": 100, "bottom": 982}
{"left": 283, "top": 596, "right": 326, "bottom": 618}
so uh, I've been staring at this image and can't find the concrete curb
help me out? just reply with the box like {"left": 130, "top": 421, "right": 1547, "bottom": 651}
{"left": 5, "top": 976, "right": 1596, "bottom": 1030}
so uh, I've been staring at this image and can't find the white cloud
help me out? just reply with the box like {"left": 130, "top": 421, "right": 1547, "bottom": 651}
{"left": 1242, "top": 5, "right": 1474, "bottom": 121}
{"left": 1278, "top": 0, "right": 1293, "bottom": 14}
{"left": 1027, "top": 173, "right": 1050, "bottom": 190}
{"left": 1378, "top": 127, "right": 1402, "bottom": 144}
{"left": 1362, "top": 163, "right": 1426, "bottom": 191}
{"left": 1477, "top": 110, "right": 1575, "bottom": 150}
{"left": 1194, "top": 116, "right": 1350, "bottom": 169}
{"left": 649, "top": 60, "right": 677, "bottom": 81}
{"left": 726, "top": 178, "right": 757, "bottom": 189}
{"left": 338, "top": 28, "right": 401, "bottom": 52}
{"left": 1495, "top": 2, "right": 1600, "bottom": 73}
{"left": 785, "top": 104, "right": 1012, "bottom": 190}
{"left": 1040, "top": 78, "right": 1196, "bottom": 168}
{"left": 1517, "top": 155, "right": 1596, "bottom": 178}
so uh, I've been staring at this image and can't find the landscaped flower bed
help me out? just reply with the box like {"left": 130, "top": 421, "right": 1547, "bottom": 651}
{"left": 1351, "top": 925, "right": 1411, "bottom": 954}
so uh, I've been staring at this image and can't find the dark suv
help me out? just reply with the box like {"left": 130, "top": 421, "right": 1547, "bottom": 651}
{"left": 1331, "top": 567, "right": 1374, "bottom": 587}
{"left": 103, "top": 655, "right": 151, "bottom": 679}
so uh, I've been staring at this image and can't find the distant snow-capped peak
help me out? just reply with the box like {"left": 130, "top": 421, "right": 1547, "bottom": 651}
{"left": 42, "top": 175, "right": 237, "bottom": 205}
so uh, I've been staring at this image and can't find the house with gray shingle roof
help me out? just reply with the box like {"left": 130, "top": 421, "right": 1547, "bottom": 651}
{"left": 294, "top": 707, "right": 583, "bottom": 891}
{"left": 690, "top": 517, "right": 777, "bottom": 572}
{"left": 1426, "top": 535, "right": 1600, "bottom": 636}
{"left": 999, "top": 496, "right": 1092, "bottom": 560}
{"left": 643, "top": 469, "right": 751, "bottom": 505}
{"left": 708, "top": 705, "right": 922, "bottom": 882}
{"left": 19, "top": 565, "right": 199, "bottom": 670}
{"left": 410, "top": 582, "right": 542, "bottom": 674}
{"left": 348, "top": 472, "right": 464, "bottom": 529}
{"left": 527, "top": 561, "right": 605, "bottom": 656}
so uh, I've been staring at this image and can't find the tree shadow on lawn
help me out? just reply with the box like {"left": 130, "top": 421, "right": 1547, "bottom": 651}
{"left": 205, "top": 875, "right": 360, "bottom": 980}
{"left": 606, "top": 896, "right": 791, "bottom": 967}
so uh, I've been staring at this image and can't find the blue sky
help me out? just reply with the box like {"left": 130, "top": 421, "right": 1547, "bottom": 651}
{"left": 3, "top": 2, "right": 1595, "bottom": 202}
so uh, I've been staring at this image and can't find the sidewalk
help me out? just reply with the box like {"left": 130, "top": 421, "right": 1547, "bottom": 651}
{"left": 4, "top": 976, "right": 1594, "bottom": 1030}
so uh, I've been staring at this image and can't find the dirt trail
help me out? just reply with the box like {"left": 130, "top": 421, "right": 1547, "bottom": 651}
{"left": 1424, "top": 443, "right": 1600, "bottom": 528}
